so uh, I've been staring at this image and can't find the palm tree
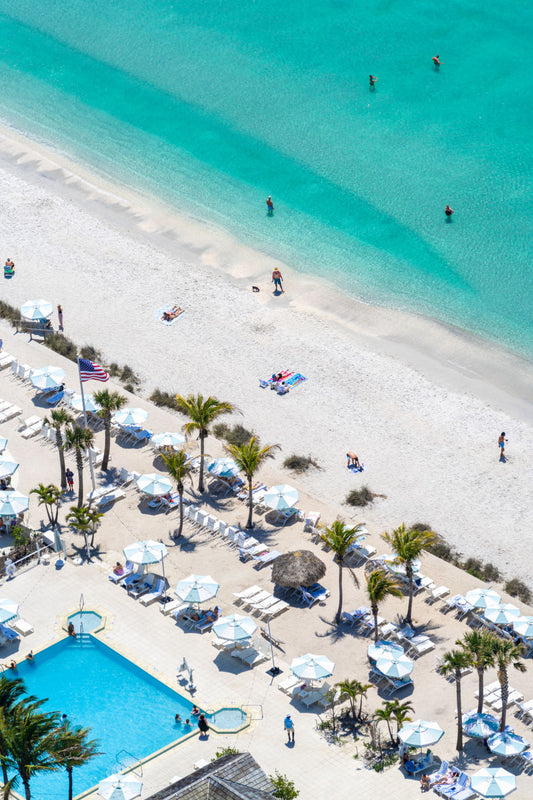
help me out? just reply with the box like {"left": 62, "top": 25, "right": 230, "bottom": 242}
{"left": 457, "top": 630, "right": 496, "bottom": 714}
{"left": 382, "top": 523, "right": 436, "bottom": 624}
{"left": 93, "top": 389, "right": 126, "bottom": 471}
{"left": 66, "top": 506, "right": 92, "bottom": 559}
{"left": 44, "top": 409, "right": 73, "bottom": 490}
{"left": 224, "top": 437, "right": 280, "bottom": 528}
{"left": 63, "top": 426, "right": 94, "bottom": 508}
{"left": 365, "top": 569, "right": 403, "bottom": 642}
{"left": 3, "top": 701, "right": 64, "bottom": 800}
{"left": 440, "top": 649, "right": 471, "bottom": 751}
{"left": 161, "top": 449, "right": 194, "bottom": 537}
{"left": 373, "top": 703, "right": 395, "bottom": 745}
{"left": 54, "top": 723, "right": 99, "bottom": 800}
{"left": 0, "top": 677, "right": 28, "bottom": 789}
{"left": 491, "top": 639, "right": 526, "bottom": 731}
{"left": 337, "top": 679, "right": 359, "bottom": 719}
{"left": 174, "top": 393, "right": 234, "bottom": 492}
{"left": 389, "top": 698, "right": 414, "bottom": 738}
{"left": 30, "top": 484, "right": 62, "bottom": 527}
{"left": 320, "top": 520, "right": 365, "bottom": 623}
{"left": 86, "top": 508, "right": 104, "bottom": 547}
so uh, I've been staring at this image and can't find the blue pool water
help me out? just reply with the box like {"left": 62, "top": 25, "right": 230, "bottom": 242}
{"left": 0, "top": 2, "right": 531, "bottom": 355}
{"left": 67, "top": 610, "right": 102, "bottom": 633}
{"left": 11, "top": 636, "right": 221, "bottom": 798}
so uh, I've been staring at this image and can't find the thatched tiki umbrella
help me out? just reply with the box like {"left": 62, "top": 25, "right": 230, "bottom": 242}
{"left": 271, "top": 550, "right": 326, "bottom": 589}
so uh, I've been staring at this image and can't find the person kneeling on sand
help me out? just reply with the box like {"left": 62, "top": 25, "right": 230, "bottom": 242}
{"left": 346, "top": 451, "right": 360, "bottom": 469}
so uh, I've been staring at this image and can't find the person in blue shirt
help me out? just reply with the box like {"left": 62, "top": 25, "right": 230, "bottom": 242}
{"left": 284, "top": 714, "right": 294, "bottom": 743}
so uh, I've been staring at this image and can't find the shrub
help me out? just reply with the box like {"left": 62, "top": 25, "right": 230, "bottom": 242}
{"left": 123, "top": 383, "right": 135, "bottom": 394}
{"left": 150, "top": 389, "right": 179, "bottom": 410}
{"left": 44, "top": 333, "right": 78, "bottom": 362}
{"left": 505, "top": 578, "right": 532, "bottom": 604}
{"left": 212, "top": 746, "right": 240, "bottom": 760}
{"left": 481, "top": 562, "right": 501, "bottom": 582}
{"left": 213, "top": 423, "right": 254, "bottom": 447}
{"left": 79, "top": 345, "right": 101, "bottom": 361}
{"left": 283, "top": 454, "right": 320, "bottom": 474}
{"left": 345, "top": 486, "right": 378, "bottom": 507}
{"left": 120, "top": 364, "right": 140, "bottom": 386}
{"left": 463, "top": 557, "right": 485, "bottom": 580}
{"left": 270, "top": 772, "right": 299, "bottom": 799}
{"left": 0, "top": 300, "right": 19, "bottom": 325}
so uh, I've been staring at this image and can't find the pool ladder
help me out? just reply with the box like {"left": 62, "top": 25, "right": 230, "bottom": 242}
{"left": 115, "top": 749, "right": 143, "bottom": 777}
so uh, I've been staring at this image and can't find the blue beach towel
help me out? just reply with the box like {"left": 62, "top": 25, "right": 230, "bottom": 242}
{"left": 157, "top": 305, "right": 186, "bottom": 326}
{"left": 284, "top": 372, "right": 307, "bottom": 388}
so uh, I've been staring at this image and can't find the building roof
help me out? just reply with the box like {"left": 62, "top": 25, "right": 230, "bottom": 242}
{"left": 145, "top": 752, "right": 274, "bottom": 800}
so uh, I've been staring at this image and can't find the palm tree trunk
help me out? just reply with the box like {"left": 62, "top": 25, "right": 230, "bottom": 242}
{"left": 76, "top": 450, "right": 84, "bottom": 508}
{"left": 455, "top": 671, "right": 463, "bottom": 751}
{"left": 335, "top": 560, "right": 343, "bottom": 623}
{"left": 101, "top": 416, "right": 111, "bottom": 471}
{"left": 372, "top": 603, "right": 379, "bottom": 643}
{"left": 406, "top": 564, "right": 414, "bottom": 623}
{"left": 1, "top": 764, "right": 8, "bottom": 790}
{"left": 178, "top": 488, "right": 184, "bottom": 536}
{"left": 386, "top": 719, "right": 394, "bottom": 745}
{"left": 246, "top": 475, "right": 253, "bottom": 529}
{"left": 477, "top": 667, "right": 484, "bottom": 714}
{"left": 56, "top": 429, "right": 67, "bottom": 490}
{"left": 68, "top": 767, "right": 73, "bottom": 800}
{"left": 22, "top": 774, "right": 31, "bottom": 800}
{"left": 198, "top": 432, "right": 205, "bottom": 492}
{"left": 499, "top": 671, "right": 508, "bottom": 731}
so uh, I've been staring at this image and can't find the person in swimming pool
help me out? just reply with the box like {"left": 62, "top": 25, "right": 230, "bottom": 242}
{"left": 432, "top": 54, "right": 441, "bottom": 67}
{"left": 445, "top": 204, "right": 454, "bottom": 217}
{"left": 191, "top": 705, "right": 200, "bottom": 716}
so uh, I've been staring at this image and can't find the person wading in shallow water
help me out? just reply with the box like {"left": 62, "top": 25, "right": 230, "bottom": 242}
{"left": 266, "top": 195, "right": 274, "bottom": 215}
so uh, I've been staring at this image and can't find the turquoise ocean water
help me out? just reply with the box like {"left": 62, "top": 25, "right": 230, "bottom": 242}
{"left": 0, "top": 1, "right": 532, "bottom": 354}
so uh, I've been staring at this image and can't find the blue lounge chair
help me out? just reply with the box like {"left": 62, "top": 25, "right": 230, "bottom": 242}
{"left": 46, "top": 390, "right": 64, "bottom": 406}
{"left": 0, "top": 624, "right": 20, "bottom": 641}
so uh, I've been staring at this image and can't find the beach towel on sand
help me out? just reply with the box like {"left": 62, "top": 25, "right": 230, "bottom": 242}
{"left": 157, "top": 305, "right": 185, "bottom": 326}
{"left": 348, "top": 463, "right": 365, "bottom": 473}
{"left": 284, "top": 372, "right": 307, "bottom": 388}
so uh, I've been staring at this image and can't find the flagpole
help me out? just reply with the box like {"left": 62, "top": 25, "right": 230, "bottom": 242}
{"left": 78, "top": 358, "right": 96, "bottom": 494}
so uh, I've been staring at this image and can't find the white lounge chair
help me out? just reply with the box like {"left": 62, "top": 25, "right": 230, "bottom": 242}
{"left": 260, "top": 600, "right": 289, "bottom": 619}
{"left": 11, "top": 619, "right": 33, "bottom": 636}
{"left": 233, "top": 585, "right": 262, "bottom": 605}
{"left": 109, "top": 561, "right": 134, "bottom": 583}
{"left": 140, "top": 578, "right": 166, "bottom": 606}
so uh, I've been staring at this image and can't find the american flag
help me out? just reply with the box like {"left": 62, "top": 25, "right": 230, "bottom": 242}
{"left": 78, "top": 358, "right": 109, "bottom": 383}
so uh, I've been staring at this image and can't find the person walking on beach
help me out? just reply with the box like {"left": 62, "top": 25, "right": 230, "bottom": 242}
{"left": 498, "top": 432, "right": 507, "bottom": 461}
{"left": 272, "top": 268, "right": 284, "bottom": 294}
{"left": 57, "top": 305, "right": 64, "bottom": 331}
{"left": 65, "top": 468, "right": 74, "bottom": 491}
{"left": 284, "top": 714, "right": 294, "bottom": 743}
{"left": 266, "top": 195, "right": 274, "bottom": 215}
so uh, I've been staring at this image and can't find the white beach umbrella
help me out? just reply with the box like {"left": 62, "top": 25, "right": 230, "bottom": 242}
{"left": 470, "top": 767, "right": 516, "bottom": 798}
{"left": 175, "top": 574, "right": 219, "bottom": 605}
{"left": 487, "top": 731, "right": 528, "bottom": 757}
{"left": 0, "top": 491, "right": 29, "bottom": 517}
{"left": 207, "top": 458, "right": 240, "bottom": 478}
{"left": 462, "top": 711, "right": 499, "bottom": 738}
{"left": 512, "top": 616, "right": 533, "bottom": 639}
{"left": 31, "top": 366, "right": 65, "bottom": 390}
{"left": 20, "top": 299, "right": 53, "bottom": 320}
{"left": 135, "top": 473, "right": 173, "bottom": 496}
{"left": 0, "top": 438, "right": 7, "bottom": 454}
{"left": 151, "top": 432, "right": 186, "bottom": 449}
{"left": 465, "top": 588, "right": 501, "bottom": 610}
{"left": 123, "top": 539, "right": 168, "bottom": 584}
{"left": 375, "top": 652, "right": 414, "bottom": 679}
{"left": 112, "top": 407, "right": 148, "bottom": 427}
{"left": 398, "top": 720, "right": 444, "bottom": 748}
{"left": 367, "top": 640, "right": 404, "bottom": 661}
{"left": 484, "top": 604, "right": 520, "bottom": 626}
{"left": 0, "top": 598, "right": 19, "bottom": 624}
{"left": 213, "top": 614, "right": 257, "bottom": 642}
{"left": 263, "top": 484, "right": 299, "bottom": 511}
{"left": 98, "top": 773, "right": 142, "bottom": 800}
{"left": 0, "top": 459, "right": 19, "bottom": 479}
{"left": 70, "top": 393, "right": 101, "bottom": 413}
{"left": 290, "top": 653, "right": 335, "bottom": 681}
{"left": 383, "top": 554, "right": 421, "bottom": 575}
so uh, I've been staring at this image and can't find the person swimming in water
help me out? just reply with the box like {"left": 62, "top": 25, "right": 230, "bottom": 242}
{"left": 432, "top": 54, "right": 441, "bottom": 67}
{"left": 369, "top": 75, "right": 377, "bottom": 87}
{"left": 445, "top": 204, "right": 454, "bottom": 217}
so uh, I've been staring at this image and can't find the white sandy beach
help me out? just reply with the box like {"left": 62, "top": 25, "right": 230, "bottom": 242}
{"left": 1, "top": 123, "right": 533, "bottom": 587}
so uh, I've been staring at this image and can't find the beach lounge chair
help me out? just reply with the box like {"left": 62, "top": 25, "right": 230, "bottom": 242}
{"left": 260, "top": 600, "right": 289, "bottom": 619}
{"left": 241, "top": 590, "right": 271, "bottom": 609}
{"left": 10, "top": 618, "right": 34, "bottom": 636}
{"left": 129, "top": 575, "right": 156, "bottom": 599}
{"left": 109, "top": 561, "right": 134, "bottom": 583}
{"left": 253, "top": 550, "right": 280, "bottom": 568}
{"left": 159, "top": 600, "right": 187, "bottom": 616}
{"left": 426, "top": 585, "right": 450, "bottom": 604}
{"left": 45, "top": 390, "right": 64, "bottom": 406}
{"left": 140, "top": 578, "right": 166, "bottom": 606}
{"left": 94, "top": 489, "right": 126, "bottom": 510}
{"left": 0, "top": 624, "right": 20, "bottom": 642}
{"left": 233, "top": 585, "right": 262, "bottom": 605}
{"left": 438, "top": 772, "right": 469, "bottom": 798}
{"left": 428, "top": 761, "right": 448, "bottom": 787}
{"left": 233, "top": 646, "right": 268, "bottom": 668}
{"left": 278, "top": 675, "right": 302, "bottom": 694}
{"left": 121, "top": 570, "right": 144, "bottom": 589}
{"left": 3, "top": 405, "right": 22, "bottom": 420}
{"left": 211, "top": 634, "right": 236, "bottom": 652}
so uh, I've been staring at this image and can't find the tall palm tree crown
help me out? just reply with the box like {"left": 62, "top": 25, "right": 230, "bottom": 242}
{"left": 44, "top": 408, "right": 73, "bottom": 489}
{"left": 382, "top": 523, "right": 436, "bottom": 624}
{"left": 457, "top": 630, "right": 496, "bottom": 714}
{"left": 491, "top": 639, "right": 526, "bottom": 730}
{"left": 66, "top": 506, "right": 93, "bottom": 559}
{"left": 93, "top": 389, "right": 126, "bottom": 471}
{"left": 365, "top": 569, "right": 403, "bottom": 642}
{"left": 161, "top": 449, "right": 194, "bottom": 537}
{"left": 224, "top": 436, "right": 280, "bottom": 528}
{"left": 0, "top": 677, "right": 28, "bottom": 789}
{"left": 30, "top": 484, "right": 62, "bottom": 527}
{"left": 175, "top": 393, "right": 234, "bottom": 492}
{"left": 320, "top": 520, "right": 364, "bottom": 623}
{"left": 63, "top": 426, "right": 94, "bottom": 508}
{"left": 441, "top": 649, "right": 471, "bottom": 752}
{"left": 55, "top": 722, "right": 99, "bottom": 800}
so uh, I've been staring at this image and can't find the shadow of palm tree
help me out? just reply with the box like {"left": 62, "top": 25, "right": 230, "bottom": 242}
{"left": 313, "top": 616, "right": 349, "bottom": 643}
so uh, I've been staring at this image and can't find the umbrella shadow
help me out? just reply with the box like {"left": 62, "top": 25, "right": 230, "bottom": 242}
{"left": 212, "top": 651, "right": 252, "bottom": 675}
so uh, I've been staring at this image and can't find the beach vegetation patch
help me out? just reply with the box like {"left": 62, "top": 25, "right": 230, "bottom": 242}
{"left": 270, "top": 772, "right": 300, "bottom": 799}
{"left": 213, "top": 422, "right": 254, "bottom": 447}
{"left": 283, "top": 454, "right": 321, "bottom": 474}
{"left": 213, "top": 746, "right": 240, "bottom": 760}
{"left": 108, "top": 362, "right": 141, "bottom": 388}
{"left": 149, "top": 389, "right": 180, "bottom": 411}
{"left": 345, "top": 486, "right": 383, "bottom": 507}
{"left": 79, "top": 345, "right": 101, "bottom": 361}
{"left": 505, "top": 578, "right": 532, "bottom": 604}
{"left": 44, "top": 332, "right": 78, "bottom": 362}
{"left": 0, "top": 299, "right": 19, "bottom": 325}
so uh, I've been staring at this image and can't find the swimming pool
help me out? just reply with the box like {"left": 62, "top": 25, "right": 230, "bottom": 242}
{"left": 67, "top": 610, "right": 103, "bottom": 633}
{"left": 11, "top": 635, "right": 246, "bottom": 798}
